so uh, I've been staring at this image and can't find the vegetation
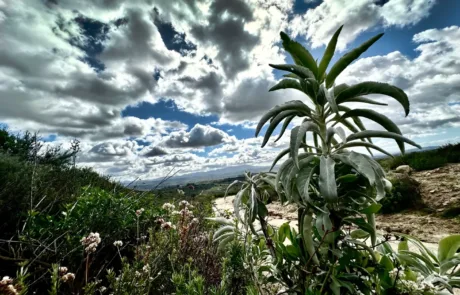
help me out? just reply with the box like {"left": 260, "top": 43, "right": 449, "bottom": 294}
{"left": 213, "top": 26, "right": 460, "bottom": 294}
{"left": 379, "top": 143, "right": 460, "bottom": 171}
{"left": 380, "top": 174, "right": 423, "bottom": 214}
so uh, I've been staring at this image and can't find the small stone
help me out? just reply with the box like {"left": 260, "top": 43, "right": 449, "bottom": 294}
{"left": 430, "top": 189, "right": 436, "bottom": 193}
{"left": 395, "top": 165, "right": 412, "bottom": 174}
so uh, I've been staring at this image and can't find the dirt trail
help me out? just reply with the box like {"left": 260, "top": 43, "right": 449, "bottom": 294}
{"left": 376, "top": 163, "right": 460, "bottom": 244}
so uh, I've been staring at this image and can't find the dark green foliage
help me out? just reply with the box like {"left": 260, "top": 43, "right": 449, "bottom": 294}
{"left": 0, "top": 153, "right": 115, "bottom": 238}
{"left": 222, "top": 242, "right": 253, "bottom": 294}
{"left": 379, "top": 143, "right": 460, "bottom": 171}
{"left": 380, "top": 175, "right": 423, "bottom": 214}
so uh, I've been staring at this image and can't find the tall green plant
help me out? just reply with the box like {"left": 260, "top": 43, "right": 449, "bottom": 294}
{"left": 223, "top": 26, "right": 424, "bottom": 294}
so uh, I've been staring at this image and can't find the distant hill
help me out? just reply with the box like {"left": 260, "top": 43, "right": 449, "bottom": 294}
{"left": 128, "top": 164, "right": 270, "bottom": 190}
{"left": 129, "top": 145, "right": 441, "bottom": 190}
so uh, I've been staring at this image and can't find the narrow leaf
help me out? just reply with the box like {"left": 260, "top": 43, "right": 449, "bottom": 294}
{"left": 326, "top": 33, "right": 384, "bottom": 88}
{"left": 269, "top": 79, "right": 304, "bottom": 93}
{"left": 347, "top": 131, "right": 421, "bottom": 149}
{"left": 280, "top": 31, "right": 318, "bottom": 77}
{"left": 255, "top": 100, "right": 311, "bottom": 137}
{"left": 319, "top": 156, "right": 338, "bottom": 203}
{"left": 335, "top": 81, "right": 410, "bottom": 116}
{"left": 318, "top": 25, "right": 343, "bottom": 81}
{"left": 341, "top": 108, "right": 405, "bottom": 153}
{"left": 269, "top": 64, "right": 315, "bottom": 79}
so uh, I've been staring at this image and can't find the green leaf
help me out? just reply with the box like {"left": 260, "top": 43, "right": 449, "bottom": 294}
{"left": 296, "top": 163, "right": 319, "bottom": 207}
{"left": 280, "top": 32, "right": 318, "bottom": 77}
{"left": 326, "top": 33, "right": 384, "bottom": 88}
{"left": 269, "top": 147, "right": 290, "bottom": 172}
{"left": 262, "top": 110, "right": 299, "bottom": 147}
{"left": 398, "top": 240, "right": 409, "bottom": 252}
{"left": 339, "top": 96, "right": 388, "bottom": 106}
{"left": 361, "top": 203, "right": 382, "bottom": 214}
{"left": 301, "top": 212, "right": 319, "bottom": 265}
{"left": 438, "top": 234, "right": 460, "bottom": 263}
{"left": 335, "top": 81, "right": 410, "bottom": 116}
{"left": 336, "top": 174, "right": 358, "bottom": 183}
{"left": 292, "top": 121, "right": 321, "bottom": 169}
{"left": 319, "top": 156, "right": 338, "bottom": 203}
{"left": 318, "top": 25, "right": 343, "bottom": 81}
{"left": 255, "top": 100, "right": 311, "bottom": 138}
{"left": 347, "top": 130, "right": 421, "bottom": 149}
{"left": 380, "top": 255, "right": 394, "bottom": 272}
{"left": 335, "top": 141, "right": 394, "bottom": 158}
{"left": 341, "top": 108, "right": 404, "bottom": 153}
{"left": 325, "top": 85, "right": 339, "bottom": 114}
{"left": 269, "top": 64, "right": 315, "bottom": 79}
{"left": 274, "top": 115, "right": 296, "bottom": 142}
{"left": 350, "top": 229, "right": 369, "bottom": 239}
{"left": 258, "top": 201, "right": 268, "bottom": 219}
{"left": 269, "top": 79, "right": 304, "bottom": 93}
{"left": 278, "top": 223, "right": 290, "bottom": 242}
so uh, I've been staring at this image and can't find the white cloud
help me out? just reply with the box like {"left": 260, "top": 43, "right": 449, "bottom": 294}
{"left": 290, "top": 0, "right": 436, "bottom": 50}
{"left": 338, "top": 26, "right": 460, "bottom": 136}
{"left": 163, "top": 124, "right": 236, "bottom": 148}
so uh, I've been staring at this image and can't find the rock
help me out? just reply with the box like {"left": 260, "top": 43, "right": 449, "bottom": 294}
{"left": 430, "top": 189, "right": 436, "bottom": 193}
{"left": 395, "top": 165, "right": 413, "bottom": 174}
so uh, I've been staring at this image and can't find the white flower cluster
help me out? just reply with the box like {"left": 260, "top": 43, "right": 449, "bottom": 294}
{"left": 0, "top": 276, "right": 13, "bottom": 285}
{"left": 59, "top": 267, "right": 75, "bottom": 283}
{"left": 113, "top": 240, "right": 123, "bottom": 247}
{"left": 177, "top": 189, "right": 185, "bottom": 196}
{"left": 59, "top": 266, "right": 68, "bottom": 275}
{"left": 390, "top": 267, "right": 438, "bottom": 293}
{"left": 161, "top": 221, "right": 175, "bottom": 230}
{"left": 179, "top": 200, "right": 191, "bottom": 209}
{"left": 81, "top": 232, "right": 101, "bottom": 253}
{"left": 135, "top": 208, "right": 145, "bottom": 216}
{"left": 162, "top": 203, "right": 175, "bottom": 211}
{"left": 0, "top": 276, "right": 18, "bottom": 294}
{"left": 142, "top": 265, "right": 150, "bottom": 273}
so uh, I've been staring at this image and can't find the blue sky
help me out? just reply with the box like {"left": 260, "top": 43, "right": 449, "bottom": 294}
{"left": 0, "top": 0, "right": 459, "bottom": 181}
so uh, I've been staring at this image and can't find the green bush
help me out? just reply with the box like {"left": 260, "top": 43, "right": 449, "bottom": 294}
{"left": 380, "top": 175, "right": 422, "bottom": 214}
{"left": 379, "top": 142, "right": 460, "bottom": 171}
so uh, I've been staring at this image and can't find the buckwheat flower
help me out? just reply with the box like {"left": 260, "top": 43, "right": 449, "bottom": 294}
{"left": 171, "top": 210, "right": 181, "bottom": 216}
{"left": 156, "top": 218, "right": 165, "bottom": 224}
{"left": 1, "top": 276, "right": 13, "bottom": 285}
{"left": 179, "top": 200, "right": 189, "bottom": 208}
{"left": 113, "top": 240, "right": 123, "bottom": 247}
{"left": 135, "top": 271, "right": 141, "bottom": 278}
{"left": 177, "top": 189, "right": 185, "bottom": 196}
{"left": 191, "top": 218, "right": 199, "bottom": 225}
{"left": 162, "top": 203, "right": 175, "bottom": 211}
{"left": 61, "top": 273, "right": 75, "bottom": 282}
{"left": 7, "top": 284, "right": 18, "bottom": 295}
{"left": 59, "top": 266, "right": 68, "bottom": 275}
{"left": 161, "top": 222, "right": 173, "bottom": 230}
{"left": 81, "top": 232, "right": 101, "bottom": 253}
{"left": 62, "top": 212, "right": 67, "bottom": 217}
{"left": 135, "top": 208, "right": 145, "bottom": 216}
{"left": 99, "top": 286, "right": 107, "bottom": 293}
{"left": 142, "top": 265, "right": 150, "bottom": 273}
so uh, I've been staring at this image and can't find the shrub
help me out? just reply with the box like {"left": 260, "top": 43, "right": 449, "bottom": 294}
{"left": 214, "top": 26, "right": 460, "bottom": 294}
{"left": 379, "top": 143, "right": 460, "bottom": 172}
{"left": 380, "top": 174, "right": 422, "bottom": 214}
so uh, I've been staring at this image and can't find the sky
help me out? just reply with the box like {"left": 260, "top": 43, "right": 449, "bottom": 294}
{"left": 1, "top": 0, "right": 459, "bottom": 182}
